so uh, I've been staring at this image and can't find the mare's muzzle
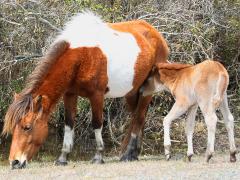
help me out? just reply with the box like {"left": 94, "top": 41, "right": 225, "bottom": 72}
{"left": 11, "top": 160, "right": 27, "bottom": 169}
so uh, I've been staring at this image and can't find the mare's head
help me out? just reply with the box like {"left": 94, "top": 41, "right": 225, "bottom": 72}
{"left": 2, "top": 93, "right": 49, "bottom": 169}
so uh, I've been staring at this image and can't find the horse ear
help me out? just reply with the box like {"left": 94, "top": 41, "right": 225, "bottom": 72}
{"left": 14, "top": 92, "right": 20, "bottom": 101}
{"left": 33, "top": 95, "right": 43, "bottom": 112}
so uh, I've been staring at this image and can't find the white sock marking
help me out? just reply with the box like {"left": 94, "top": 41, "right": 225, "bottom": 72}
{"left": 62, "top": 125, "right": 74, "bottom": 153}
{"left": 94, "top": 126, "right": 104, "bottom": 151}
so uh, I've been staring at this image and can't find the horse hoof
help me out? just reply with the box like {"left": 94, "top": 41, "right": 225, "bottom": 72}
{"left": 55, "top": 160, "right": 68, "bottom": 166}
{"left": 165, "top": 154, "right": 171, "bottom": 161}
{"left": 230, "top": 152, "right": 237, "bottom": 163}
{"left": 91, "top": 158, "right": 104, "bottom": 164}
{"left": 120, "top": 154, "right": 138, "bottom": 162}
{"left": 120, "top": 155, "right": 128, "bottom": 162}
{"left": 187, "top": 154, "right": 193, "bottom": 162}
{"left": 206, "top": 154, "right": 213, "bottom": 163}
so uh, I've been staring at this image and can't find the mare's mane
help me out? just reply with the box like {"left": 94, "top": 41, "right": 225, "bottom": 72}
{"left": 2, "top": 40, "right": 69, "bottom": 135}
{"left": 21, "top": 40, "right": 69, "bottom": 95}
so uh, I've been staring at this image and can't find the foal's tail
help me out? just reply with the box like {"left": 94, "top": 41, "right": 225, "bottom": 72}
{"left": 213, "top": 72, "right": 229, "bottom": 107}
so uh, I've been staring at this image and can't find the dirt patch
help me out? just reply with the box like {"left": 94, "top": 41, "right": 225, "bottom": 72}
{"left": 1, "top": 153, "right": 240, "bottom": 180}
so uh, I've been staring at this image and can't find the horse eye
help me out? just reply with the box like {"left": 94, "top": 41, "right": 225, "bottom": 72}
{"left": 23, "top": 125, "right": 32, "bottom": 132}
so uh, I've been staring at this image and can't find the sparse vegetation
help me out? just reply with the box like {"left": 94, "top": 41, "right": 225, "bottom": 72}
{"left": 0, "top": 0, "right": 239, "bottom": 161}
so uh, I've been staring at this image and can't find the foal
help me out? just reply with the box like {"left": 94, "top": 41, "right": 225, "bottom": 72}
{"left": 142, "top": 60, "right": 237, "bottom": 162}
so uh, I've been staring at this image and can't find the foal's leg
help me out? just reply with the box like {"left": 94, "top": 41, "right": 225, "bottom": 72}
{"left": 163, "top": 103, "right": 188, "bottom": 160}
{"left": 201, "top": 108, "right": 218, "bottom": 162}
{"left": 185, "top": 104, "right": 198, "bottom": 161}
{"left": 56, "top": 93, "right": 77, "bottom": 165}
{"left": 120, "top": 94, "right": 152, "bottom": 161}
{"left": 89, "top": 92, "right": 105, "bottom": 164}
{"left": 219, "top": 93, "right": 237, "bottom": 162}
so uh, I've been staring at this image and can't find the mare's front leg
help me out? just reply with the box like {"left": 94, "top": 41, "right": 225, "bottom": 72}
{"left": 120, "top": 94, "right": 152, "bottom": 161}
{"left": 89, "top": 92, "right": 105, "bottom": 164}
{"left": 56, "top": 93, "right": 77, "bottom": 166}
{"left": 163, "top": 103, "right": 188, "bottom": 160}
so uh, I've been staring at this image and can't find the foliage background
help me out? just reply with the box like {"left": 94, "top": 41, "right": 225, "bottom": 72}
{"left": 0, "top": 0, "right": 239, "bottom": 162}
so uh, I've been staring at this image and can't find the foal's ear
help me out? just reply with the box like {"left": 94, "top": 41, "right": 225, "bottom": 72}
{"left": 33, "top": 95, "right": 43, "bottom": 112}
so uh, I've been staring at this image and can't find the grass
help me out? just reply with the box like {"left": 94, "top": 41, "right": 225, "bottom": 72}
{"left": 0, "top": 153, "right": 240, "bottom": 180}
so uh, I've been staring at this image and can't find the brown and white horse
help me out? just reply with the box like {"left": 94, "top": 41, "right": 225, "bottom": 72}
{"left": 2, "top": 12, "right": 169, "bottom": 169}
{"left": 142, "top": 60, "right": 237, "bottom": 162}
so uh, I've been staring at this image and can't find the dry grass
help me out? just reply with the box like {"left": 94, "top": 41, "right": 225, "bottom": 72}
{"left": 0, "top": 0, "right": 239, "bottom": 160}
{"left": 1, "top": 153, "right": 240, "bottom": 180}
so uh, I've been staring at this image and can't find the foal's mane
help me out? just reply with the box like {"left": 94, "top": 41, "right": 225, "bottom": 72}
{"left": 156, "top": 62, "right": 192, "bottom": 70}
{"left": 2, "top": 40, "right": 69, "bottom": 135}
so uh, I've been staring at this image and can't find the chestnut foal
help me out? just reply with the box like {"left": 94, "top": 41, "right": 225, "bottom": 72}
{"left": 142, "top": 60, "right": 237, "bottom": 162}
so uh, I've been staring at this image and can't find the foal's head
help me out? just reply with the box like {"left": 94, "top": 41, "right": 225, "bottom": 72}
{"left": 2, "top": 93, "right": 49, "bottom": 169}
{"left": 141, "top": 66, "right": 166, "bottom": 97}
{"left": 141, "top": 63, "right": 193, "bottom": 96}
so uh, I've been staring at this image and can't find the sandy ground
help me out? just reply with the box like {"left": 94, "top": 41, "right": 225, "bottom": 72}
{"left": 0, "top": 153, "right": 240, "bottom": 180}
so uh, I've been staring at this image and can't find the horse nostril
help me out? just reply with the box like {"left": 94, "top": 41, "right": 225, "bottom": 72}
{"left": 11, "top": 160, "right": 20, "bottom": 169}
{"left": 12, "top": 160, "right": 20, "bottom": 166}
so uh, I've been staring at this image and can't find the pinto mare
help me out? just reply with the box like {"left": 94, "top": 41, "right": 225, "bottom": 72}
{"left": 2, "top": 12, "right": 169, "bottom": 169}
{"left": 141, "top": 60, "right": 237, "bottom": 162}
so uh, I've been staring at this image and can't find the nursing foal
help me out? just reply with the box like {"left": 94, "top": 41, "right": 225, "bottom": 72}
{"left": 142, "top": 60, "right": 237, "bottom": 162}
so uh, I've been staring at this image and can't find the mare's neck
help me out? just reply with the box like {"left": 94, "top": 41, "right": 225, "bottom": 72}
{"left": 32, "top": 49, "right": 81, "bottom": 111}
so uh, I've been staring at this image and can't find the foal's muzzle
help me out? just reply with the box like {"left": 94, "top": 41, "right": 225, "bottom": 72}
{"left": 11, "top": 160, "right": 27, "bottom": 169}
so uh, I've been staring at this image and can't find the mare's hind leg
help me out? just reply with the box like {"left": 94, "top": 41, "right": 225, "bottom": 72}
{"left": 56, "top": 93, "right": 77, "bottom": 166}
{"left": 89, "top": 92, "right": 105, "bottom": 164}
{"left": 185, "top": 104, "right": 198, "bottom": 161}
{"left": 120, "top": 94, "right": 152, "bottom": 161}
{"left": 219, "top": 93, "right": 237, "bottom": 162}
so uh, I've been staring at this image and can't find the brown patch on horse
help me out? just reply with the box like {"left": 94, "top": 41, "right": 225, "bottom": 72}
{"left": 21, "top": 40, "right": 69, "bottom": 95}
{"left": 110, "top": 20, "right": 169, "bottom": 93}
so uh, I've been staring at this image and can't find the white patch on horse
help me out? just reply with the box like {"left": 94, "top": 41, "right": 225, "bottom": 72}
{"left": 62, "top": 125, "right": 74, "bottom": 153}
{"left": 94, "top": 126, "right": 104, "bottom": 151}
{"left": 56, "top": 11, "right": 140, "bottom": 98}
